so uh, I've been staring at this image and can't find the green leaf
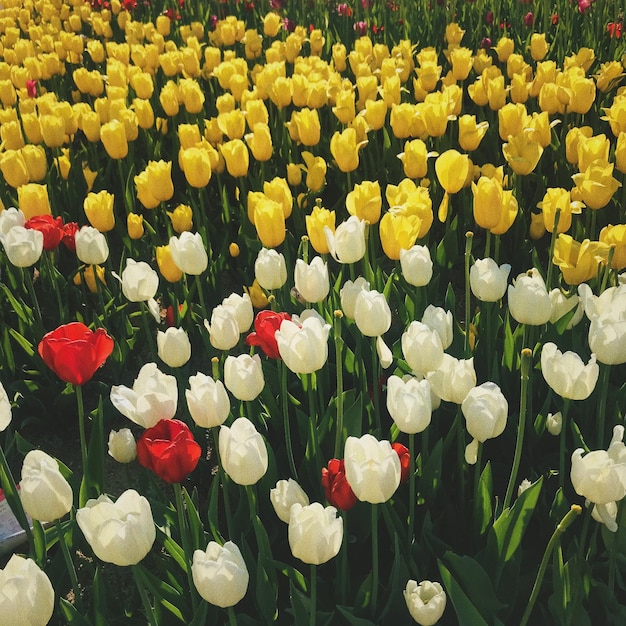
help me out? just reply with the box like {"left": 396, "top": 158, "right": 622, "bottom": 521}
{"left": 420, "top": 438, "right": 442, "bottom": 502}
{"left": 354, "top": 571, "right": 373, "bottom": 611}
{"left": 0, "top": 283, "right": 30, "bottom": 323}
{"left": 156, "top": 528, "right": 187, "bottom": 571}
{"left": 289, "top": 582, "right": 311, "bottom": 626}
{"left": 438, "top": 560, "right": 489, "bottom": 626}
{"left": 337, "top": 606, "right": 377, "bottom": 625}
{"left": 473, "top": 461, "right": 493, "bottom": 536}
{"left": 490, "top": 476, "right": 543, "bottom": 562}
{"left": 183, "top": 487, "right": 205, "bottom": 550}
{"left": 134, "top": 564, "right": 187, "bottom": 623}
{"left": 60, "top": 598, "right": 92, "bottom": 625}
{"left": 8, "top": 327, "right": 35, "bottom": 357}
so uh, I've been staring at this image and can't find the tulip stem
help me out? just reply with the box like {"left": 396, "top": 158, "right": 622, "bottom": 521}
{"left": 370, "top": 337, "right": 381, "bottom": 435}
{"left": 173, "top": 483, "right": 200, "bottom": 613}
{"left": 194, "top": 274, "right": 209, "bottom": 322}
{"left": 546, "top": 209, "right": 561, "bottom": 292}
{"left": 519, "top": 505, "right": 582, "bottom": 626}
{"left": 333, "top": 311, "right": 345, "bottom": 458}
{"left": 211, "top": 427, "right": 233, "bottom": 539}
{"left": 55, "top": 518, "right": 83, "bottom": 612}
{"left": 464, "top": 232, "right": 473, "bottom": 358}
{"left": 559, "top": 399, "right": 571, "bottom": 490}
{"left": 280, "top": 361, "right": 297, "bottom": 479}
{"left": 140, "top": 302, "right": 158, "bottom": 360}
{"left": 227, "top": 606, "right": 238, "bottom": 626}
{"left": 596, "top": 364, "right": 611, "bottom": 449}
{"left": 131, "top": 565, "right": 158, "bottom": 626}
{"left": 310, "top": 564, "right": 317, "bottom": 626}
{"left": 503, "top": 348, "right": 532, "bottom": 511}
{"left": 75, "top": 385, "right": 89, "bottom": 493}
{"left": 408, "top": 433, "right": 416, "bottom": 545}
{"left": 23, "top": 267, "right": 43, "bottom": 331}
{"left": 371, "top": 504, "right": 379, "bottom": 617}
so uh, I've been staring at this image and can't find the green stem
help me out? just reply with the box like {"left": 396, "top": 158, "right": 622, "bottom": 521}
{"left": 140, "top": 301, "right": 158, "bottom": 360}
{"left": 546, "top": 209, "right": 561, "bottom": 292}
{"left": 55, "top": 518, "right": 83, "bottom": 612}
{"left": 227, "top": 606, "right": 238, "bottom": 626}
{"left": 474, "top": 440, "right": 483, "bottom": 505}
{"left": 559, "top": 399, "right": 571, "bottom": 491}
{"left": 23, "top": 267, "right": 43, "bottom": 330}
{"left": 370, "top": 337, "right": 381, "bottom": 435}
{"left": 174, "top": 483, "right": 200, "bottom": 613}
{"left": 43, "top": 251, "right": 65, "bottom": 323}
{"left": 519, "top": 505, "right": 582, "bottom": 626}
{"left": 281, "top": 361, "right": 297, "bottom": 479}
{"left": 334, "top": 311, "right": 345, "bottom": 458}
{"left": 371, "top": 504, "right": 379, "bottom": 617}
{"left": 596, "top": 364, "right": 611, "bottom": 448}
{"left": 309, "top": 564, "right": 317, "bottom": 626}
{"left": 75, "top": 385, "right": 88, "bottom": 485}
{"left": 194, "top": 274, "right": 209, "bottom": 321}
{"left": 503, "top": 348, "right": 532, "bottom": 511}
{"left": 211, "top": 427, "right": 233, "bottom": 539}
{"left": 408, "top": 433, "right": 416, "bottom": 545}
{"left": 464, "top": 232, "right": 473, "bottom": 358}
{"left": 131, "top": 565, "right": 158, "bottom": 626}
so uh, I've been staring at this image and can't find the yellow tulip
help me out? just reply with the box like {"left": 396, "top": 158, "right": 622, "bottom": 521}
{"left": 268, "top": 77, "right": 292, "bottom": 109}
{"left": 379, "top": 211, "right": 422, "bottom": 260}
{"left": 553, "top": 235, "right": 609, "bottom": 285}
{"left": 245, "top": 278, "right": 269, "bottom": 309}
{"left": 167, "top": 204, "right": 193, "bottom": 233}
{"left": 134, "top": 170, "right": 160, "bottom": 209}
{"left": 245, "top": 122, "right": 273, "bottom": 161}
{"left": 362, "top": 99, "right": 387, "bottom": 132}
{"left": 306, "top": 204, "right": 335, "bottom": 254}
{"left": 244, "top": 98, "right": 269, "bottom": 130}
{"left": 100, "top": 119, "right": 128, "bottom": 159}
{"left": 290, "top": 108, "right": 321, "bottom": 147}
{"left": 420, "top": 98, "right": 449, "bottom": 138}
{"left": 595, "top": 61, "right": 624, "bottom": 93}
{"left": 40, "top": 114, "right": 66, "bottom": 148}
{"left": 567, "top": 74, "right": 595, "bottom": 115}
{"left": 529, "top": 211, "right": 547, "bottom": 241}
{"left": 458, "top": 115, "right": 489, "bottom": 152}
{"left": 601, "top": 95, "right": 626, "bottom": 137}
{"left": 254, "top": 198, "right": 286, "bottom": 248}
{"left": 84, "top": 190, "right": 115, "bottom": 232}
{"left": 287, "top": 163, "right": 302, "bottom": 186}
{"left": 616, "top": 132, "right": 626, "bottom": 175}
{"left": 301, "top": 151, "right": 327, "bottom": 192}
{"left": 571, "top": 161, "right": 621, "bottom": 210}
{"left": 221, "top": 139, "right": 249, "bottom": 177}
{"left": 21, "top": 113, "right": 43, "bottom": 144}
{"left": 565, "top": 126, "right": 593, "bottom": 165}
{"left": 264, "top": 177, "right": 293, "bottom": 219}
{"left": 536, "top": 188, "right": 583, "bottom": 233}
{"left": 127, "top": 213, "right": 144, "bottom": 240}
{"left": 510, "top": 74, "right": 530, "bottom": 104}
{"left": 490, "top": 190, "right": 518, "bottom": 236}
{"left": 159, "top": 80, "right": 180, "bottom": 117}
{"left": 133, "top": 99, "right": 155, "bottom": 130}
{"left": 145, "top": 160, "right": 174, "bottom": 203}
{"left": 502, "top": 133, "right": 543, "bottom": 176}
{"left": 346, "top": 180, "right": 382, "bottom": 225}
{"left": 332, "top": 43, "right": 347, "bottom": 72}
{"left": 577, "top": 134, "right": 610, "bottom": 174}
{"left": 18, "top": 183, "right": 51, "bottom": 219}
{"left": 530, "top": 34, "right": 549, "bottom": 62}
{"left": 495, "top": 37, "right": 514, "bottom": 62}
{"left": 472, "top": 177, "right": 503, "bottom": 230}
{"left": 599, "top": 224, "right": 626, "bottom": 270}
{"left": 178, "top": 124, "right": 202, "bottom": 150}
{"left": 445, "top": 23, "right": 465, "bottom": 46}
{"left": 73, "top": 265, "right": 106, "bottom": 294}
{"left": 436, "top": 149, "right": 470, "bottom": 195}
{"left": 180, "top": 147, "right": 212, "bottom": 188}
{"left": 217, "top": 109, "right": 246, "bottom": 140}
{"left": 451, "top": 47, "right": 473, "bottom": 80}
{"left": 21, "top": 145, "right": 47, "bottom": 182}
{"left": 332, "top": 88, "right": 356, "bottom": 125}
{"left": 330, "top": 127, "right": 364, "bottom": 173}
{"left": 0, "top": 120, "right": 24, "bottom": 151}
{"left": 156, "top": 245, "right": 183, "bottom": 282}
{"left": 0, "top": 150, "right": 29, "bottom": 188}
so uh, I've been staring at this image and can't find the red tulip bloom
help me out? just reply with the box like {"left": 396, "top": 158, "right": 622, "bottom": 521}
{"left": 321, "top": 458, "right": 357, "bottom": 511}
{"left": 137, "top": 419, "right": 201, "bottom": 483}
{"left": 392, "top": 442, "right": 411, "bottom": 484}
{"left": 246, "top": 310, "right": 291, "bottom": 359}
{"left": 62, "top": 222, "right": 79, "bottom": 252}
{"left": 25, "top": 215, "right": 65, "bottom": 251}
{"left": 524, "top": 12, "right": 534, "bottom": 26}
{"left": 38, "top": 322, "right": 114, "bottom": 386}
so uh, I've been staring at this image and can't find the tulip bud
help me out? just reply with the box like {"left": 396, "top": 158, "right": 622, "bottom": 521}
{"left": 404, "top": 579, "right": 447, "bottom": 626}
{"left": 400, "top": 245, "right": 433, "bottom": 287}
{"left": 219, "top": 417, "right": 268, "bottom": 485}
{"left": 270, "top": 479, "right": 310, "bottom": 523}
{"left": 75, "top": 225, "right": 109, "bottom": 265}
{"left": 224, "top": 354, "right": 265, "bottom": 401}
{"left": 108, "top": 428, "right": 137, "bottom": 463}
{"left": 288, "top": 502, "right": 343, "bottom": 565}
{"left": 186, "top": 373, "right": 231, "bottom": 428}
{"left": 294, "top": 256, "right": 330, "bottom": 304}
{"left": 354, "top": 289, "right": 392, "bottom": 337}
{"left": 157, "top": 327, "right": 192, "bottom": 368}
{"left": 120, "top": 258, "right": 159, "bottom": 302}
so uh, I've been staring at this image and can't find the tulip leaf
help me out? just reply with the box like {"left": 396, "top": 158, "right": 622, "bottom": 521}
{"left": 133, "top": 563, "right": 187, "bottom": 623}
{"left": 272, "top": 559, "right": 307, "bottom": 592}
{"left": 354, "top": 570, "right": 373, "bottom": 611}
{"left": 187, "top": 602, "right": 209, "bottom": 626}
{"left": 183, "top": 487, "right": 205, "bottom": 550}
{"left": 91, "top": 565, "right": 107, "bottom": 626}
{"left": 60, "top": 598, "right": 92, "bottom": 625}
{"left": 289, "top": 582, "right": 311, "bottom": 626}
{"left": 0, "top": 283, "right": 29, "bottom": 324}
{"left": 156, "top": 527, "right": 187, "bottom": 571}
{"left": 8, "top": 327, "right": 35, "bottom": 357}
{"left": 337, "top": 606, "right": 377, "bottom": 625}
{"left": 420, "top": 438, "right": 443, "bottom": 502}
{"left": 473, "top": 461, "right": 493, "bottom": 536}
{"left": 438, "top": 559, "right": 489, "bottom": 626}
{"left": 489, "top": 476, "right": 543, "bottom": 563}
{"left": 206, "top": 474, "right": 224, "bottom": 545}
{"left": 1, "top": 326, "right": 15, "bottom": 374}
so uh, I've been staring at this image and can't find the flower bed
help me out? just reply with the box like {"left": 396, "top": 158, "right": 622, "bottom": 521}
{"left": 0, "top": 0, "right": 626, "bottom": 624}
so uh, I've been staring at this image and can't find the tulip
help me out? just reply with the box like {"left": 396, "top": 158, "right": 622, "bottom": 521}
{"left": 77, "top": 489, "right": 156, "bottom": 566}
{"left": 0, "top": 379, "right": 10, "bottom": 431}
{"left": 553, "top": 236, "right": 609, "bottom": 286}
{"left": 288, "top": 502, "right": 343, "bottom": 565}
{"left": 23, "top": 215, "right": 63, "bottom": 252}
{"left": 137, "top": 419, "right": 201, "bottom": 483}
{"left": 472, "top": 176, "right": 503, "bottom": 230}
{"left": 254, "top": 197, "right": 286, "bottom": 248}
{"left": 1, "top": 226, "right": 43, "bottom": 267}
{"left": 301, "top": 151, "right": 327, "bottom": 192}
{"left": 221, "top": 139, "right": 249, "bottom": 177}
{"left": 157, "top": 327, "right": 191, "bottom": 368}
{"left": 245, "top": 122, "right": 273, "bottom": 161}
{"left": 246, "top": 310, "right": 291, "bottom": 359}
{"left": 426, "top": 354, "right": 476, "bottom": 404}
{"left": 0, "top": 207, "right": 25, "bottom": 241}
{"left": 530, "top": 33, "right": 549, "bottom": 61}
{"left": 270, "top": 479, "right": 310, "bottom": 523}
{"left": 0, "top": 555, "right": 54, "bottom": 626}
{"left": 205, "top": 305, "right": 240, "bottom": 351}
{"left": 458, "top": 115, "right": 489, "bottom": 152}
{"left": 21, "top": 145, "right": 47, "bottom": 182}
{"left": 600, "top": 224, "right": 626, "bottom": 270}
{"left": 0, "top": 150, "right": 29, "bottom": 188}
{"left": 110, "top": 362, "right": 178, "bottom": 428}
{"left": 166, "top": 204, "right": 193, "bottom": 234}
{"left": 169, "top": 231, "right": 209, "bottom": 275}
{"left": 536, "top": 188, "right": 582, "bottom": 234}
{"left": 572, "top": 160, "right": 621, "bottom": 210}
{"left": 546, "top": 412, "right": 563, "bottom": 436}
{"left": 40, "top": 114, "right": 66, "bottom": 148}
{"left": 422, "top": 305, "right": 453, "bottom": 350}
{"left": 75, "top": 225, "right": 109, "bottom": 265}
{"left": 354, "top": 289, "right": 392, "bottom": 337}
{"left": 83, "top": 190, "right": 115, "bottom": 232}
{"left": 221, "top": 292, "right": 254, "bottom": 333}
{"left": 255, "top": 248, "right": 288, "bottom": 290}
{"left": 330, "top": 127, "right": 364, "bottom": 173}
{"left": 321, "top": 458, "right": 358, "bottom": 511}
{"left": 402, "top": 321, "right": 444, "bottom": 375}
{"left": 294, "top": 256, "right": 330, "bottom": 304}
{"left": 470, "top": 258, "right": 511, "bottom": 302}
{"left": 180, "top": 146, "right": 212, "bottom": 188}
{"left": 340, "top": 277, "right": 370, "bottom": 320}
{"left": 127, "top": 213, "right": 144, "bottom": 240}
{"left": 508, "top": 269, "right": 552, "bottom": 326}
{"left": 120, "top": 258, "right": 159, "bottom": 303}
{"left": 324, "top": 216, "right": 366, "bottom": 264}
{"left": 398, "top": 139, "right": 430, "bottom": 180}
{"left": 192, "top": 541, "right": 249, "bottom": 608}
{"left": 404, "top": 579, "right": 447, "bottom": 626}
{"left": 435, "top": 149, "right": 470, "bottom": 220}
{"left": 17, "top": 183, "right": 52, "bottom": 219}
{"left": 345, "top": 180, "right": 382, "bottom": 225}
{"left": 100, "top": 119, "right": 128, "bottom": 159}
{"left": 344, "top": 434, "right": 401, "bottom": 503}
{"left": 289, "top": 108, "right": 321, "bottom": 147}
{"left": 219, "top": 417, "right": 268, "bottom": 485}
{"left": 502, "top": 133, "right": 543, "bottom": 176}
{"left": 186, "top": 373, "right": 231, "bottom": 428}
{"left": 224, "top": 354, "right": 265, "bottom": 401}
{"left": 540, "top": 343, "right": 598, "bottom": 401}
{"left": 276, "top": 315, "right": 331, "bottom": 374}
{"left": 386, "top": 375, "right": 432, "bottom": 434}
{"left": 549, "top": 289, "right": 583, "bottom": 329}
{"left": 400, "top": 245, "right": 433, "bottom": 287}
{"left": 306, "top": 204, "right": 335, "bottom": 255}
{"left": 108, "top": 428, "right": 137, "bottom": 463}
{"left": 156, "top": 245, "right": 183, "bottom": 283}
{"left": 380, "top": 212, "right": 423, "bottom": 261}
{"left": 20, "top": 449, "right": 73, "bottom": 522}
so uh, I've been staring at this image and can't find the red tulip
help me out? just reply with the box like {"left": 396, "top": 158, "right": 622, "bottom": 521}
{"left": 38, "top": 322, "right": 114, "bottom": 386}
{"left": 136, "top": 419, "right": 201, "bottom": 483}
{"left": 392, "top": 442, "right": 411, "bottom": 484}
{"left": 25, "top": 215, "right": 65, "bottom": 251}
{"left": 62, "top": 222, "right": 79, "bottom": 252}
{"left": 321, "top": 458, "right": 357, "bottom": 511}
{"left": 245, "top": 310, "right": 291, "bottom": 359}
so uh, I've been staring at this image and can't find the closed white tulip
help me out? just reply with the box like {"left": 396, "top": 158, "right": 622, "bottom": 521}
{"left": 224, "top": 354, "right": 264, "bottom": 401}
{"left": 157, "top": 327, "right": 191, "bottom": 368}
{"left": 404, "top": 579, "right": 446, "bottom": 626}
{"left": 120, "top": 258, "right": 159, "bottom": 302}
{"left": 400, "top": 245, "right": 433, "bottom": 287}
{"left": 402, "top": 321, "right": 444, "bottom": 375}
{"left": 205, "top": 305, "right": 240, "bottom": 351}
{"left": 421, "top": 305, "right": 453, "bottom": 350}
{"left": 276, "top": 315, "right": 331, "bottom": 374}
{"left": 508, "top": 269, "right": 552, "bottom": 326}
{"left": 354, "top": 289, "right": 391, "bottom": 337}
{"left": 344, "top": 434, "right": 401, "bottom": 503}
{"left": 255, "top": 248, "right": 287, "bottom": 290}
{"left": 75, "top": 225, "right": 109, "bottom": 265}
{"left": 219, "top": 417, "right": 268, "bottom": 485}
{"left": 192, "top": 541, "right": 249, "bottom": 608}
{"left": 288, "top": 502, "right": 343, "bottom": 565}
{"left": 2, "top": 226, "right": 43, "bottom": 267}
{"left": 426, "top": 354, "right": 476, "bottom": 404}
{"left": 186, "top": 373, "right": 231, "bottom": 428}
{"left": 0, "top": 555, "right": 54, "bottom": 626}
{"left": 169, "top": 231, "right": 208, "bottom": 275}
{"left": 270, "top": 478, "right": 310, "bottom": 523}
{"left": 0, "top": 207, "right": 25, "bottom": 242}
{"left": 469, "top": 258, "right": 510, "bottom": 302}
{"left": 76, "top": 489, "right": 156, "bottom": 566}
{"left": 20, "top": 449, "right": 73, "bottom": 522}
{"left": 221, "top": 292, "right": 254, "bottom": 333}
{"left": 110, "top": 362, "right": 178, "bottom": 428}
{"left": 324, "top": 215, "right": 366, "bottom": 264}
{"left": 386, "top": 375, "right": 432, "bottom": 434}
{"left": 340, "top": 276, "right": 370, "bottom": 319}
{"left": 540, "top": 342, "right": 598, "bottom": 400}
{"left": 549, "top": 288, "right": 583, "bottom": 329}
{"left": 108, "top": 428, "right": 137, "bottom": 463}
{"left": 294, "top": 256, "right": 329, "bottom": 303}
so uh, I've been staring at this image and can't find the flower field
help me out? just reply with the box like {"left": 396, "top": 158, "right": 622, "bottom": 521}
{"left": 1, "top": 0, "right": 626, "bottom": 624}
